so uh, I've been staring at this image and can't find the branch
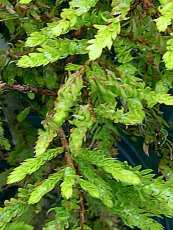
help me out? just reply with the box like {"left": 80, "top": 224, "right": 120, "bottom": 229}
{"left": 0, "top": 81, "right": 57, "bottom": 97}
{"left": 79, "top": 190, "right": 85, "bottom": 229}
{"left": 58, "top": 127, "right": 86, "bottom": 229}
{"left": 58, "top": 128, "right": 74, "bottom": 168}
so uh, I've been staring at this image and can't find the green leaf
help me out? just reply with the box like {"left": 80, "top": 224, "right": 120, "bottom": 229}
{"left": 18, "top": 39, "right": 88, "bottom": 68}
{"left": 17, "top": 107, "right": 31, "bottom": 122}
{"left": 163, "top": 50, "right": 173, "bottom": 69}
{"left": 155, "top": 16, "right": 171, "bottom": 32}
{"left": 155, "top": 1, "right": 173, "bottom": 32}
{"left": 6, "top": 222, "right": 33, "bottom": 230}
{"left": 87, "top": 20, "right": 120, "bottom": 60}
{"left": 78, "top": 149, "right": 141, "bottom": 185}
{"left": 19, "top": 0, "right": 32, "bottom": 4}
{"left": 80, "top": 179, "right": 100, "bottom": 198}
{"left": 7, "top": 148, "right": 63, "bottom": 184}
{"left": 70, "top": 0, "right": 99, "bottom": 14}
{"left": 69, "top": 105, "right": 94, "bottom": 156}
{"left": 35, "top": 70, "right": 83, "bottom": 156}
{"left": 28, "top": 170, "right": 64, "bottom": 204}
{"left": 60, "top": 167, "right": 76, "bottom": 199}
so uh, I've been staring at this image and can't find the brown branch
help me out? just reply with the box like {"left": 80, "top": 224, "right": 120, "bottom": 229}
{"left": 0, "top": 81, "right": 57, "bottom": 97}
{"left": 58, "top": 128, "right": 86, "bottom": 229}
{"left": 79, "top": 191, "right": 85, "bottom": 229}
{"left": 58, "top": 128, "right": 74, "bottom": 168}
{"left": 82, "top": 76, "right": 96, "bottom": 120}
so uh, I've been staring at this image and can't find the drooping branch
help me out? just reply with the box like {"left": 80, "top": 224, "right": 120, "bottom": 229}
{"left": 0, "top": 81, "right": 57, "bottom": 97}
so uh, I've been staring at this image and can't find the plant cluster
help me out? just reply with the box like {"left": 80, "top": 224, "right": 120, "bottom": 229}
{"left": 1, "top": 0, "right": 173, "bottom": 229}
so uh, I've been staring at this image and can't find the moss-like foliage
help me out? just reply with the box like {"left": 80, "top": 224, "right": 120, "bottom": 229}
{"left": 1, "top": 0, "right": 173, "bottom": 229}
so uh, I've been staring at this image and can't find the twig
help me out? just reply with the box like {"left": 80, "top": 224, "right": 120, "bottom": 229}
{"left": 58, "top": 128, "right": 74, "bottom": 168}
{"left": 0, "top": 81, "right": 57, "bottom": 97}
{"left": 79, "top": 191, "right": 85, "bottom": 229}
{"left": 82, "top": 75, "right": 96, "bottom": 119}
{"left": 58, "top": 127, "right": 86, "bottom": 229}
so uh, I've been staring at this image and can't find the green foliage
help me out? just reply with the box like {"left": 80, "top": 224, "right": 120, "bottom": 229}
{"left": 1, "top": 0, "right": 173, "bottom": 229}
{"left": 0, "top": 121, "right": 10, "bottom": 150}
{"left": 43, "top": 205, "right": 76, "bottom": 230}
{"left": 79, "top": 162, "right": 114, "bottom": 208}
{"left": 163, "top": 36, "right": 173, "bottom": 69}
{"left": 17, "top": 107, "right": 31, "bottom": 122}
{"left": 19, "top": 0, "right": 32, "bottom": 4}
{"left": 155, "top": 0, "right": 173, "bottom": 32}
{"left": 155, "top": 1, "right": 173, "bottom": 69}
{"left": 8, "top": 148, "right": 63, "bottom": 183}
{"left": 28, "top": 170, "right": 64, "bottom": 204}
{"left": 18, "top": 39, "right": 88, "bottom": 68}
{"left": 0, "top": 187, "right": 35, "bottom": 230}
{"left": 0, "top": 198, "right": 26, "bottom": 230}
{"left": 60, "top": 167, "right": 76, "bottom": 200}
{"left": 69, "top": 105, "right": 94, "bottom": 155}
{"left": 6, "top": 222, "right": 33, "bottom": 230}
{"left": 77, "top": 149, "right": 141, "bottom": 185}
{"left": 35, "top": 71, "right": 83, "bottom": 156}
{"left": 87, "top": 19, "right": 121, "bottom": 60}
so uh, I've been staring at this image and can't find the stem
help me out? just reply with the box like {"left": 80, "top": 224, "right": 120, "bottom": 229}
{"left": 58, "top": 127, "right": 74, "bottom": 168}
{"left": 0, "top": 81, "right": 57, "bottom": 97}
{"left": 79, "top": 191, "right": 85, "bottom": 229}
{"left": 58, "top": 128, "right": 86, "bottom": 229}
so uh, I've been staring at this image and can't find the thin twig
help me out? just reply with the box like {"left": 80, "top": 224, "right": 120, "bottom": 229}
{"left": 0, "top": 81, "right": 57, "bottom": 97}
{"left": 58, "top": 128, "right": 74, "bottom": 168}
{"left": 79, "top": 191, "right": 85, "bottom": 229}
{"left": 58, "top": 125, "right": 86, "bottom": 229}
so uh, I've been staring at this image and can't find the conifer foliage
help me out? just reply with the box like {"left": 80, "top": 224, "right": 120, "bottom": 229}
{"left": 1, "top": 0, "right": 173, "bottom": 229}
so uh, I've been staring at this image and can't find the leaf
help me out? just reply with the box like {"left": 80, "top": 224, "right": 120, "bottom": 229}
{"left": 0, "top": 197, "right": 27, "bottom": 230}
{"left": 79, "top": 162, "right": 114, "bottom": 207}
{"left": 35, "top": 70, "right": 83, "bottom": 156}
{"left": 70, "top": 0, "right": 99, "bottom": 14}
{"left": 163, "top": 50, "right": 173, "bottom": 69}
{"left": 19, "top": 0, "right": 32, "bottom": 4}
{"left": 6, "top": 222, "right": 33, "bottom": 230}
{"left": 44, "top": 207, "right": 70, "bottom": 229}
{"left": 80, "top": 179, "right": 100, "bottom": 198}
{"left": 69, "top": 105, "right": 94, "bottom": 156}
{"left": 7, "top": 148, "right": 63, "bottom": 184}
{"left": 155, "top": 16, "right": 171, "bottom": 32}
{"left": 25, "top": 32, "right": 47, "bottom": 47}
{"left": 18, "top": 39, "right": 87, "bottom": 68}
{"left": 28, "top": 170, "right": 64, "bottom": 204}
{"left": 87, "top": 20, "right": 120, "bottom": 60}
{"left": 155, "top": 1, "right": 173, "bottom": 32}
{"left": 78, "top": 149, "right": 141, "bottom": 185}
{"left": 17, "top": 107, "right": 31, "bottom": 122}
{"left": 60, "top": 167, "right": 76, "bottom": 199}
{"left": 0, "top": 121, "right": 11, "bottom": 151}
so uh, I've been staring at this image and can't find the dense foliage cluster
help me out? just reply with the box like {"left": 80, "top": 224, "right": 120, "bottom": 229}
{"left": 1, "top": 0, "right": 173, "bottom": 229}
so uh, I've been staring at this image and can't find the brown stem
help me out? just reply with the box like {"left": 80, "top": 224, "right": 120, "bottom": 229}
{"left": 58, "top": 128, "right": 74, "bottom": 168}
{"left": 79, "top": 191, "right": 85, "bottom": 229}
{"left": 82, "top": 76, "right": 96, "bottom": 119}
{"left": 58, "top": 127, "right": 86, "bottom": 229}
{"left": 0, "top": 81, "right": 57, "bottom": 97}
